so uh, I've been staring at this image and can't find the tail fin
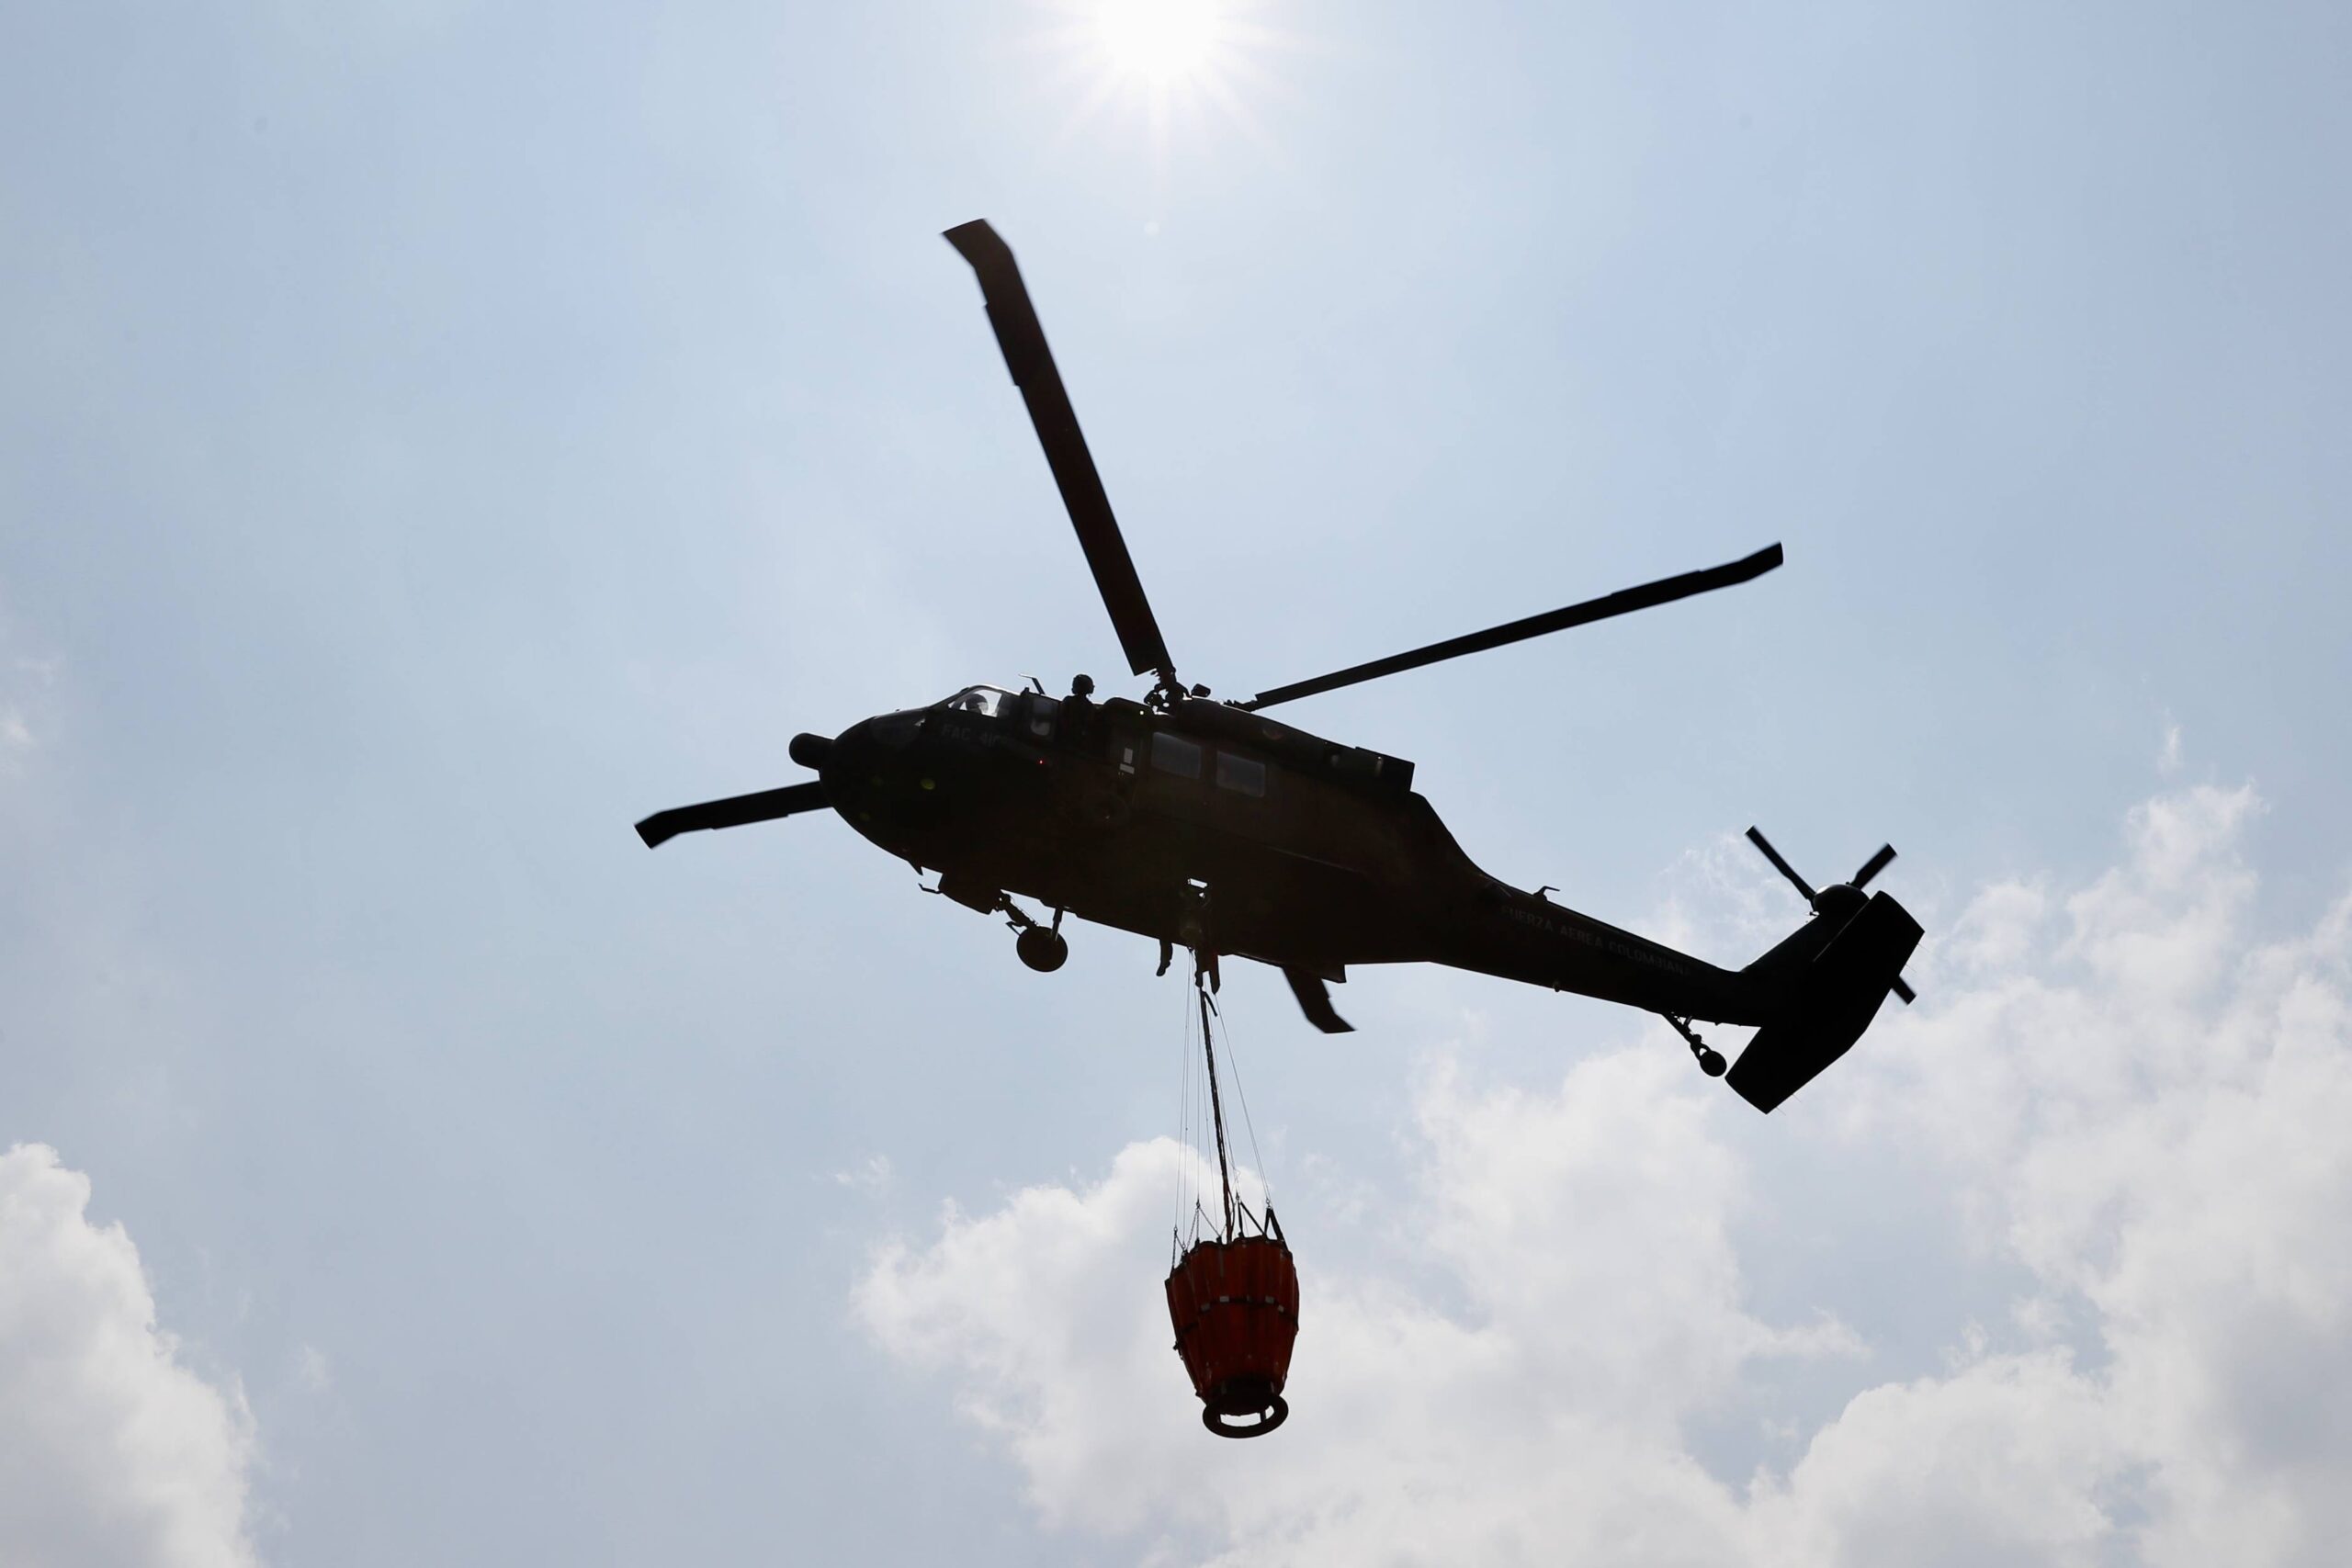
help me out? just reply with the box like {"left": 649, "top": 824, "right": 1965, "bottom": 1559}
{"left": 1727, "top": 891, "right": 1923, "bottom": 1112}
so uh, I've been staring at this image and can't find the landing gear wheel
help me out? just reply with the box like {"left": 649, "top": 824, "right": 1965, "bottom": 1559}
{"left": 1697, "top": 1046, "right": 1727, "bottom": 1077}
{"left": 1016, "top": 927, "right": 1069, "bottom": 973}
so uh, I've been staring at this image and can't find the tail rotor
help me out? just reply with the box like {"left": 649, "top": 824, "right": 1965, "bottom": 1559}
{"left": 1746, "top": 827, "right": 1917, "bottom": 1005}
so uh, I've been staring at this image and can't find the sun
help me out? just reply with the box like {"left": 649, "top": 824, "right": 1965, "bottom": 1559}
{"left": 1036, "top": 0, "right": 1287, "bottom": 161}
{"left": 1091, "top": 0, "right": 1227, "bottom": 89}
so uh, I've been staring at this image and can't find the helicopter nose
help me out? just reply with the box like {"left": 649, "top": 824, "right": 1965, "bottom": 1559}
{"left": 821, "top": 718, "right": 876, "bottom": 796}
{"left": 819, "top": 716, "right": 918, "bottom": 810}
{"left": 819, "top": 715, "right": 938, "bottom": 845}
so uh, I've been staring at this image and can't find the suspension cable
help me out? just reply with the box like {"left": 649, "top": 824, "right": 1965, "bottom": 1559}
{"left": 1208, "top": 987, "right": 1272, "bottom": 1220}
{"left": 1173, "top": 964, "right": 1193, "bottom": 1251}
{"left": 1194, "top": 956, "right": 1239, "bottom": 1243}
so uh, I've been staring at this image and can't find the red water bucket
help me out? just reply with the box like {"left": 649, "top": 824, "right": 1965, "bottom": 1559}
{"left": 1164, "top": 1232, "right": 1299, "bottom": 1438}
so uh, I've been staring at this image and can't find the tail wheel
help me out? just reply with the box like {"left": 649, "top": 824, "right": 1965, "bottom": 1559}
{"left": 1663, "top": 1013, "right": 1728, "bottom": 1078}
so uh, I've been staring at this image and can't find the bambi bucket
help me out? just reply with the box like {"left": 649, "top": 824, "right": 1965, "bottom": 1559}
{"left": 1164, "top": 1229, "right": 1298, "bottom": 1438}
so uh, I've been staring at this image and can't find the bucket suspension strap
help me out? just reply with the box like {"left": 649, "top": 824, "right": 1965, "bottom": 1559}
{"left": 1195, "top": 959, "right": 1239, "bottom": 1243}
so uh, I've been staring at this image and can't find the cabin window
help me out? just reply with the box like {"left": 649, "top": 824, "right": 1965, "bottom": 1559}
{"left": 1215, "top": 751, "right": 1267, "bottom": 798}
{"left": 1149, "top": 731, "right": 1204, "bottom": 780}
{"left": 1117, "top": 743, "right": 1137, "bottom": 775}
{"left": 1025, "top": 696, "right": 1058, "bottom": 739}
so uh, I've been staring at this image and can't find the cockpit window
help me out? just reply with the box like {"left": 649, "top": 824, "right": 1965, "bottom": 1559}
{"left": 939, "top": 685, "right": 1013, "bottom": 718}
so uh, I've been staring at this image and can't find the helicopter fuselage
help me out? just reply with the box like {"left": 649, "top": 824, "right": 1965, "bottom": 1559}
{"left": 819, "top": 684, "right": 1776, "bottom": 1026}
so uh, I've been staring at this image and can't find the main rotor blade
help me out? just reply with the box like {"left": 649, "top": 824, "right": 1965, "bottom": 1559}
{"left": 635, "top": 782, "right": 831, "bottom": 849}
{"left": 1852, "top": 844, "right": 1897, "bottom": 888}
{"left": 1238, "top": 543, "right": 1783, "bottom": 711}
{"left": 1745, "top": 825, "right": 1817, "bottom": 904}
{"left": 944, "top": 220, "right": 1175, "bottom": 684}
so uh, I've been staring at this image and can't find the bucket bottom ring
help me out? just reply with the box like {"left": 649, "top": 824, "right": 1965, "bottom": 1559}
{"left": 1202, "top": 1393, "right": 1288, "bottom": 1439}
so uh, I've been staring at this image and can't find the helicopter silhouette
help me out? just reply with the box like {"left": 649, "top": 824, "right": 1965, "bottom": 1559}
{"left": 637, "top": 220, "right": 1922, "bottom": 1113}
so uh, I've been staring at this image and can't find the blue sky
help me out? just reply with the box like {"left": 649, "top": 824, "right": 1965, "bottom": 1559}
{"left": 5, "top": 4, "right": 2350, "bottom": 1564}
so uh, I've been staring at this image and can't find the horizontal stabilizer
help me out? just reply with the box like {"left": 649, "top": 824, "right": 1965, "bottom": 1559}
{"left": 1728, "top": 891, "right": 1922, "bottom": 1112}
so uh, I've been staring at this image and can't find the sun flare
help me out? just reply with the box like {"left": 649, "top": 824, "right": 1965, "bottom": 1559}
{"left": 1037, "top": 0, "right": 1288, "bottom": 160}
{"left": 1092, "top": 0, "right": 1226, "bottom": 88}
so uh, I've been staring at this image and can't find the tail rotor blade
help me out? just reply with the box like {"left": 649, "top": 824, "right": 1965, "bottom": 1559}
{"left": 636, "top": 781, "right": 831, "bottom": 849}
{"left": 1745, "top": 825, "right": 1817, "bottom": 904}
{"left": 1892, "top": 976, "right": 1917, "bottom": 1005}
{"left": 1852, "top": 844, "right": 1897, "bottom": 888}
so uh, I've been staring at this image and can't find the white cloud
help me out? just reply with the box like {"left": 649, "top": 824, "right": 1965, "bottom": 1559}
{"left": 0, "top": 642, "right": 60, "bottom": 767}
{"left": 830, "top": 1154, "right": 894, "bottom": 1194}
{"left": 0, "top": 1145, "right": 259, "bottom": 1568}
{"left": 854, "top": 782, "right": 2352, "bottom": 1566}
{"left": 1747, "top": 1349, "right": 2124, "bottom": 1568}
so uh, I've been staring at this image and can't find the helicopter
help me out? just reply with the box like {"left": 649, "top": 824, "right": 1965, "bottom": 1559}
{"left": 636, "top": 220, "right": 1922, "bottom": 1114}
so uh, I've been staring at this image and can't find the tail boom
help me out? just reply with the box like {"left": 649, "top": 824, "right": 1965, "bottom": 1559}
{"left": 1447, "top": 881, "right": 1771, "bottom": 1024}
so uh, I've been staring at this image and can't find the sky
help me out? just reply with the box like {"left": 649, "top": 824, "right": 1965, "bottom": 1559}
{"left": 3, "top": 1, "right": 2350, "bottom": 1563}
